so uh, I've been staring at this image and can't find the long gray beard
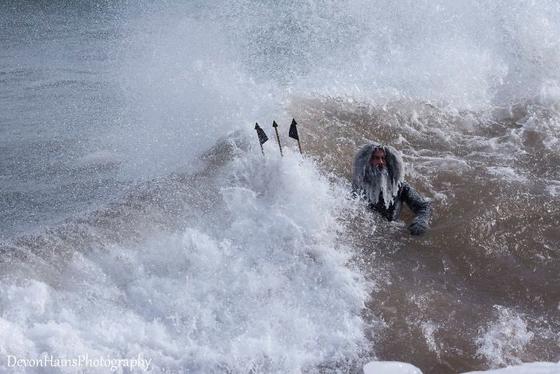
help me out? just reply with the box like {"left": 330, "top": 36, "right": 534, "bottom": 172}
{"left": 364, "top": 166, "right": 397, "bottom": 209}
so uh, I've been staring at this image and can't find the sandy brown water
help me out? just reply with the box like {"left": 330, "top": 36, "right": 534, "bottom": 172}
{"left": 291, "top": 97, "right": 560, "bottom": 373}
{"left": 1, "top": 97, "right": 557, "bottom": 372}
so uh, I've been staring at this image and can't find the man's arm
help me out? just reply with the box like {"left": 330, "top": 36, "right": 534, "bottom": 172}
{"left": 401, "top": 183, "right": 432, "bottom": 235}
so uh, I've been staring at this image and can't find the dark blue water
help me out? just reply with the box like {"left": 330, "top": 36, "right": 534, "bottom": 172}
{"left": 0, "top": 2, "right": 125, "bottom": 237}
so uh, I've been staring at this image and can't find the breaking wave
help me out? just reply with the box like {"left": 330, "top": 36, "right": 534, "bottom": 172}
{"left": 1, "top": 0, "right": 559, "bottom": 372}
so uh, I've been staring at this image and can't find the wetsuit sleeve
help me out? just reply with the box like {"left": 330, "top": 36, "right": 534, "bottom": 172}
{"left": 401, "top": 183, "right": 432, "bottom": 235}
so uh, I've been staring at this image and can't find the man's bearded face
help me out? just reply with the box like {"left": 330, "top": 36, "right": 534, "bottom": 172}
{"left": 364, "top": 155, "right": 392, "bottom": 208}
{"left": 370, "top": 149, "right": 386, "bottom": 170}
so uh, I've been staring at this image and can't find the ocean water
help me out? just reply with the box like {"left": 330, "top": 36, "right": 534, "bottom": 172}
{"left": 1, "top": 1, "right": 559, "bottom": 373}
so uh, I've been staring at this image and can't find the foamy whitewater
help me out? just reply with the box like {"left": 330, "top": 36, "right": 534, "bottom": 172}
{"left": 1, "top": 1, "right": 559, "bottom": 373}
{"left": 0, "top": 145, "right": 369, "bottom": 372}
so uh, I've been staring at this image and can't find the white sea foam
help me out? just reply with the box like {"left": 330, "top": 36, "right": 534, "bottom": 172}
{"left": 545, "top": 181, "right": 560, "bottom": 196}
{"left": 420, "top": 321, "right": 441, "bottom": 358}
{"left": 0, "top": 149, "right": 369, "bottom": 372}
{"left": 104, "top": 0, "right": 560, "bottom": 181}
{"left": 486, "top": 167, "right": 527, "bottom": 183}
{"left": 363, "top": 360, "right": 560, "bottom": 374}
{"left": 75, "top": 150, "right": 121, "bottom": 170}
{"left": 462, "top": 361, "right": 560, "bottom": 374}
{"left": 2, "top": 1, "right": 560, "bottom": 371}
{"left": 363, "top": 361, "right": 423, "bottom": 374}
{"left": 476, "top": 305, "right": 535, "bottom": 367}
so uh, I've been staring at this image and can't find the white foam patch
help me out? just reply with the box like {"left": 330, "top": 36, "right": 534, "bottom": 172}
{"left": 363, "top": 361, "right": 423, "bottom": 374}
{"left": 462, "top": 361, "right": 560, "bottom": 374}
{"left": 75, "top": 150, "right": 121, "bottom": 169}
{"left": 514, "top": 111, "right": 560, "bottom": 152}
{"left": 486, "top": 167, "right": 527, "bottom": 183}
{"left": 420, "top": 321, "right": 440, "bottom": 358}
{"left": 546, "top": 180, "right": 560, "bottom": 196}
{"left": 476, "top": 306, "right": 535, "bottom": 367}
{"left": 0, "top": 149, "right": 369, "bottom": 372}
{"left": 362, "top": 360, "right": 560, "bottom": 374}
{"left": 419, "top": 156, "right": 472, "bottom": 172}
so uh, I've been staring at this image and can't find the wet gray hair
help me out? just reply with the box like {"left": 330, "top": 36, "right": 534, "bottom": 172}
{"left": 352, "top": 142, "right": 405, "bottom": 208}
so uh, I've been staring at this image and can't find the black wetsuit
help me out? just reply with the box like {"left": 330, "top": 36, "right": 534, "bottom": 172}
{"left": 352, "top": 142, "right": 432, "bottom": 234}
{"left": 367, "top": 182, "right": 432, "bottom": 224}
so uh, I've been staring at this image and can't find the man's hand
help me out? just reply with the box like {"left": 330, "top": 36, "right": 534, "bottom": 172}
{"left": 408, "top": 219, "right": 428, "bottom": 236}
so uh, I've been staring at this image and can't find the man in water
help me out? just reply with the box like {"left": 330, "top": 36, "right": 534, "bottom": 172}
{"left": 352, "top": 143, "right": 432, "bottom": 235}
